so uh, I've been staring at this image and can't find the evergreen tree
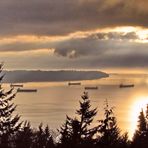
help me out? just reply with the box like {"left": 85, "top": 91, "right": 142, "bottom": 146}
{"left": 137, "top": 109, "right": 147, "bottom": 132}
{"left": 96, "top": 100, "right": 121, "bottom": 148}
{"left": 59, "top": 92, "right": 97, "bottom": 148}
{"left": 119, "top": 132, "right": 130, "bottom": 148}
{"left": 58, "top": 116, "right": 73, "bottom": 148}
{"left": 15, "top": 121, "right": 34, "bottom": 148}
{"left": 33, "top": 123, "right": 54, "bottom": 148}
{"left": 132, "top": 109, "right": 148, "bottom": 148}
{"left": 76, "top": 92, "right": 97, "bottom": 143}
{"left": 145, "top": 104, "right": 148, "bottom": 127}
{"left": 0, "top": 63, "right": 22, "bottom": 148}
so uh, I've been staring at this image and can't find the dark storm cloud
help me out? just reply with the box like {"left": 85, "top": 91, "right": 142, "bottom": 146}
{"left": 0, "top": 0, "right": 148, "bottom": 36}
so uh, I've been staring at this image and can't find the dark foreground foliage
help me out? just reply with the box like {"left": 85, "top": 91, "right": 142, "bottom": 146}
{"left": 131, "top": 107, "right": 148, "bottom": 148}
{"left": 0, "top": 63, "right": 148, "bottom": 148}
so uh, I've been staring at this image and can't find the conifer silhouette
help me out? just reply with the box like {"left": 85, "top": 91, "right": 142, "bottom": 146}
{"left": 33, "top": 123, "right": 54, "bottom": 148}
{"left": 0, "top": 63, "right": 22, "bottom": 148}
{"left": 59, "top": 92, "right": 97, "bottom": 148}
{"left": 58, "top": 116, "right": 73, "bottom": 147}
{"left": 132, "top": 108, "right": 148, "bottom": 148}
{"left": 15, "top": 121, "right": 33, "bottom": 148}
{"left": 97, "top": 100, "right": 121, "bottom": 148}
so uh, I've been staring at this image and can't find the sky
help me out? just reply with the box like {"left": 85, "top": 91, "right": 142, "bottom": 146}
{"left": 0, "top": 0, "right": 148, "bottom": 73}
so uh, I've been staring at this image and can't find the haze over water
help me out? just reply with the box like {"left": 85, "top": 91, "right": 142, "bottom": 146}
{"left": 8, "top": 74, "right": 148, "bottom": 139}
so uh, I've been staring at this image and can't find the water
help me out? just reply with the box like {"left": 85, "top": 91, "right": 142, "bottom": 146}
{"left": 9, "top": 74, "right": 148, "bottom": 139}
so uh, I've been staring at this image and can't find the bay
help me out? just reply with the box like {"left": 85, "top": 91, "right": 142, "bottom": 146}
{"left": 10, "top": 74, "right": 148, "bottom": 139}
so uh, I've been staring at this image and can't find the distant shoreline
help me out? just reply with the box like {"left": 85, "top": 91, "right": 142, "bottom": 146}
{"left": 2, "top": 70, "right": 109, "bottom": 83}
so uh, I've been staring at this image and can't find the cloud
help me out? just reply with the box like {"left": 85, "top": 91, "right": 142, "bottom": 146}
{"left": 0, "top": 31, "right": 140, "bottom": 52}
{"left": 0, "top": 0, "right": 148, "bottom": 36}
{"left": 89, "top": 32, "right": 138, "bottom": 40}
{"left": 0, "top": 30, "right": 147, "bottom": 70}
{"left": 87, "top": 53, "right": 148, "bottom": 68}
{"left": 1, "top": 41, "right": 148, "bottom": 70}
{"left": 52, "top": 32, "right": 147, "bottom": 58}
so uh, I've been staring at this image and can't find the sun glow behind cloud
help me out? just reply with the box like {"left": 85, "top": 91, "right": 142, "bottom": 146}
{"left": 136, "top": 29, "right": 148, "bottom": 43}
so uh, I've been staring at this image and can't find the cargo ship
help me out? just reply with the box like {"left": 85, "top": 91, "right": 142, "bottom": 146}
{"left": 85, "top": 86, "right": 98, "bottom": 90}
{"left": 10, "top": 84, "right": 23, "bottom": 87}
{"left": 119, "top": 84, "right": 134, "bottom": 88}
{"left": 17, "top": 88, "right": 37, "bottom": 93}
{"left": 68, "top": 82, "right": 81, "bottom": 86}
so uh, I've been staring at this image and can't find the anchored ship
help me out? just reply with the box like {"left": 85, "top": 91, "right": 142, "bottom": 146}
{"left": 85, "top": 86, "right": 98, "bottom": 90}
{"left": 68, "top": 82, "right": 81, "bottom": 86}
{"left": 17, "top": 88, "right": 37, "bottom": 93}
{"left": 119, "top": 84, "right": 134, "bottom": 88}
{"left": 10, "top": 84, "right": 24, "bottom": 87}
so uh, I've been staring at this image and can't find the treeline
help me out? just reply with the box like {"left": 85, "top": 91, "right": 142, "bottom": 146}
{"left": 0, "top": 64, "right": 148, "bottom": 148}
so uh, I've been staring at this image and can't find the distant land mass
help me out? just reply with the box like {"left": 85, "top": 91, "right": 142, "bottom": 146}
{"left": 2, "top": 70, "right": 109, "bottom": 83}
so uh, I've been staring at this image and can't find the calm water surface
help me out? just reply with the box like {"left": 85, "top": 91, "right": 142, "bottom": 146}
{"left": 9, "top": 74, "right": 148, "bottom": 139}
